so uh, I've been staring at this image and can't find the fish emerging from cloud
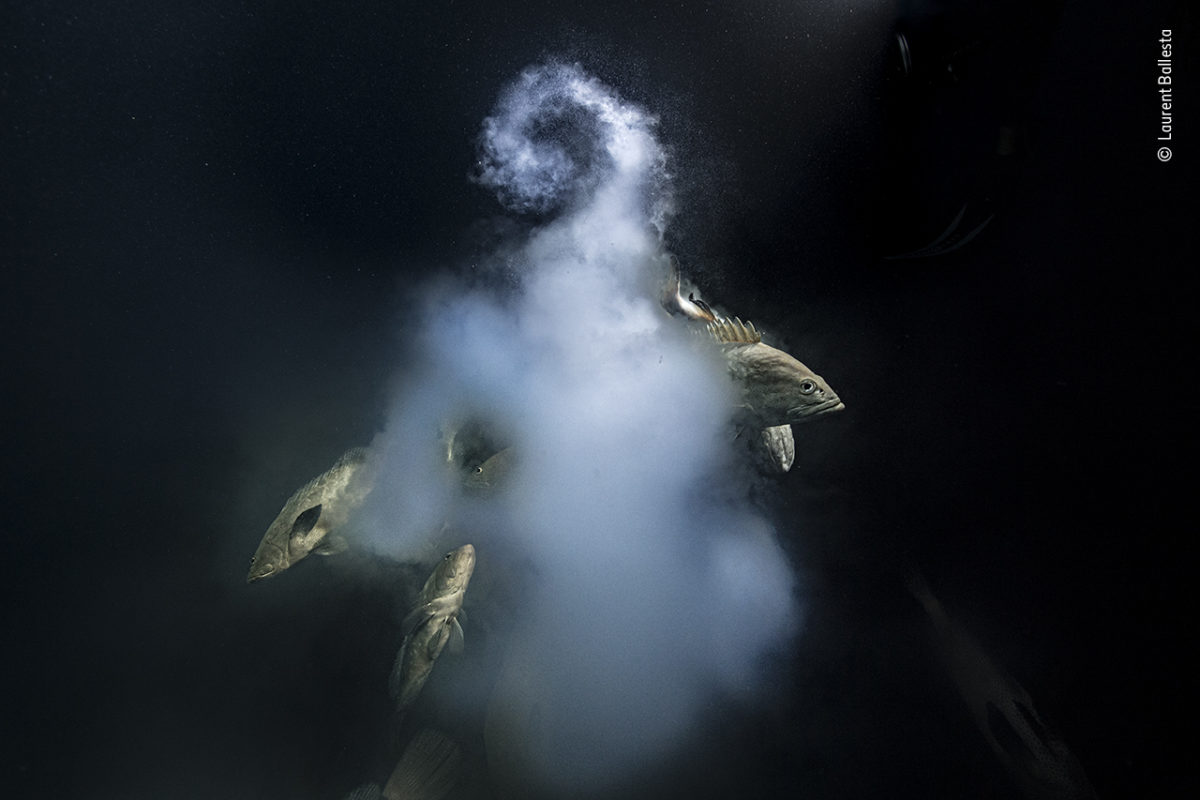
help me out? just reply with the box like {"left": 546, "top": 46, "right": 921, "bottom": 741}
{"left": 246, "top": 448, "right": 376, "bottom": 583}
{"left": 659, "top": 257, "right": 841, "bottom": 468}
{"left": 708, "top": 317, "right": 844, "bottom": 428}
{"left": 389, "top": 544, "right": 477, "bottom": 710}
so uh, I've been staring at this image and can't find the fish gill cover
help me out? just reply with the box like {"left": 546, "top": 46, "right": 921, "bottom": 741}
{"left": 353, "top": 62, "right": 801, "bottom": 793}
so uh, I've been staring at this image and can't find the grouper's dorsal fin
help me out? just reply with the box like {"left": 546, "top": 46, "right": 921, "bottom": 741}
{"left": 707, "top": 316, "right": 762, "bottom": 344}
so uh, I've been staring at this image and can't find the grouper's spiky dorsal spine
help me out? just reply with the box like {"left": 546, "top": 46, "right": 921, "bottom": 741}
{"left": 707, "top": 316, "right": 762, "bottom": 345}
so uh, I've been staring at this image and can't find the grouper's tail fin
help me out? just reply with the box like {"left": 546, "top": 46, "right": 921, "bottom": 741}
{"left": 661, "top": 254, "right": 718, "bottom": 322}
{"left": 382, "top": 728, "right": 462, "bottom": 800}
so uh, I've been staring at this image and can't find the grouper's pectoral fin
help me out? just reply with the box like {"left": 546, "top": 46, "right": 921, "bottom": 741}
{"left": 426, "top": 623, "right": 453, "bottom": 660}
{"left": 447, "top": 617, "right": 465, "bottom": 655}
{"left": 313, "top": 534, "right": 348, "bottom": 556}
{"left": 289, "top": 504, "right": 322, "bottom": 541}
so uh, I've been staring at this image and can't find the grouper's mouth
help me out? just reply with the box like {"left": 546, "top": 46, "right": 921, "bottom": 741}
{"left": 247, "top": 551, "right": 283, "bottom": 583}
{"left": 789, "top": 397, "right": 845, "bottom": 421}
{"left": 247, "top": 565, "right": 277, "bottom": 583}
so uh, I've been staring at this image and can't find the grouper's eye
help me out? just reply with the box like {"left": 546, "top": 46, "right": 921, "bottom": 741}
{"left": 474, "top": 466, "right": 483, "bottom": 474}
{"left": 799, "top": 379, "right": 817, "bottom": 395}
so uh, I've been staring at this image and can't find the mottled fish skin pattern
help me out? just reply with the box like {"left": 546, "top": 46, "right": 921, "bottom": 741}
{"left": 708, "top": 317, "right": 844, "bottom": 428}
{"left": 246, "top": 447, "right": 374, "bottom": 583}
{"left": 390, "top": 544, "right": 476, "bottom": 710}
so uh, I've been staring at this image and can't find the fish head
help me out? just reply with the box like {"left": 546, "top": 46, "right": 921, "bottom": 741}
{"left": 464, "top": 448, "right": 511, "bottom": 491}
{"left": 716, "top": 322, "right": 844, "bottom": 425}
{"left": 784, "top": 369, "right": 845, "bottom": 423}
{"left": 246, "top": 503, "right": 326, "bottom": 583}
{"left": 464, "top": 462, "right": 490, "bottom": 490}
{"left": 246, "top": 535, "right": 288, "bottom": 583}
{"left": 430, "top": 544, "right": 477, "bottom": 596}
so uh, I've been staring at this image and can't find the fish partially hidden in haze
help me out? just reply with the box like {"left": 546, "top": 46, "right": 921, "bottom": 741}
{"left": 246, "top": 448, "right": 375, "bottom": 583}
{"left": 438, "top": 415, "right": 500, "bottom": 472}
{"left": 659, "top": 257, "right": 839, "bottom": 467}
{"left": 389, "top": 544, "right": 476, "bottom": 710}
{"left": 906, "top": 571, "right": 1099, "bottom": 800}
{"left": 341, "top": 728, "right": 462, "bottom": 800}
{"left": 463, "top": 447, "right": 514, "bottom": 492}
{"left": 708, "top": 317, "right": 844, "bottom": 428}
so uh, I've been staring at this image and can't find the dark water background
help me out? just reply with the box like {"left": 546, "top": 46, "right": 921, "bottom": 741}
{"left": 4, "top": 1, "right": 1192, "bottom": 797}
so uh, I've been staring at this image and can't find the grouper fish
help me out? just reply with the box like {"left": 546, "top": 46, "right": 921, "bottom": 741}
{"left": 660, "top": 259, "right": 840, "bottom": 469}
{"left": 389, "top": 544, "right": 476, "bottom": 710}
{"left": 708, "top": 317, "right": 844, "bottom": 428}
{"left": 246, "top": 447, "right": 375, "bottom": 583}
{"left": 907, "top": 571, "right": 1099, "bottom": 800}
